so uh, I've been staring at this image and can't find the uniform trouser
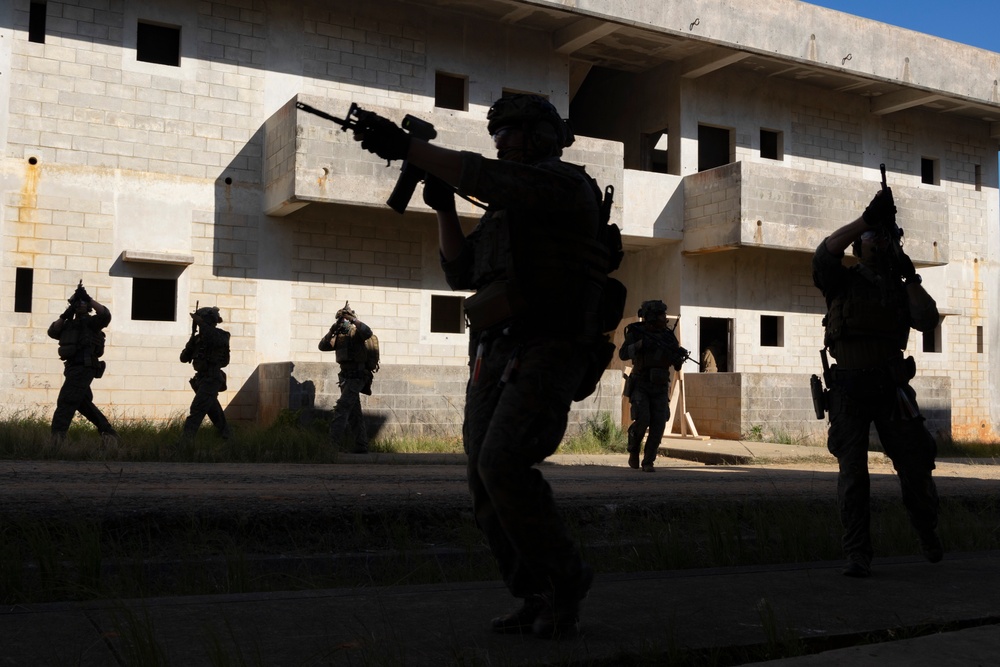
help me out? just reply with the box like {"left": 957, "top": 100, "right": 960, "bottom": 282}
{"left": 627, "top": 382, "right": 670, "bottom": 465}
{"left": 183, "top": 371, "right": 229, "bottom": 437}
{"left": 52, "top": 364, "right": 114, "bottom": 434}
{"left": 827, "top": 381, "right": 939, "bottom": 563}
{"left": 464, "top": 333, "right": 589, "bottom": 600}
{"left": 329, "top": 376, "right": 368, "bottom": 447}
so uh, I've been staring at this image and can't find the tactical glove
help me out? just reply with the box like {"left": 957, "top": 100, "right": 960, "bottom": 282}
{"left": 862, "top": 188, "right": 896, "bottom": 227}
{"left": 896, "top": 251, "right": 917, "bottom": 281}
{"left": 422, "top": 175, "right": 456, "bottom": 212}
{"left": 355, "top": 113, "right": 410, "bottom": 162}
{"left": 61, "top": 305, "right": 76, "bottom": 320}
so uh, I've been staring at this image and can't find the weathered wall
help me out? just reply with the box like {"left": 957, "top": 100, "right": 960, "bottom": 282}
{"left": 256, "top": 362, "right": 623, "bottom": 438}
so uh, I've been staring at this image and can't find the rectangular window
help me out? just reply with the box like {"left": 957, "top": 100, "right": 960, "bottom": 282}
{"left": 698, "top": 124, "right": 731, "bottom": 172}
{"left": 760, "top": 315, "right": 783, "bottom": 347}
{"left": 430, "top": 295, "right": 465, "bottom": 334}
{"left": 435, "top": 72, "right": 467, "bottom": 111}
{"left": 137, "top": 21, "right": 181, "bottom": 66}
{"left": 921, "top": 157, "right": 939, "bottom": 185}
{"left": 977, "top": 325, "right": 984, "bottom": 354}
{"left": 922, "top": 318, "right": 942, "bottom": 353}
{"left": 28, "top": 2, "right": 46, "bottom": 44}
{"left": 975, "top": 164, "right": 982, "bottom": 192}
{"left": 131, "top": 277, "right": 177, "bottom": 321}
{"left": 14, "top": 268, "right": 34, "bottom": 313}
{"left": 643, "top": 130, "right": 669, "bottom": 174}
{"left": 760, "top": 129, "right": 782, "bottom": 160}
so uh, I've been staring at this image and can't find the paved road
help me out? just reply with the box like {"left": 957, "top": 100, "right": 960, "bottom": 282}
{"left": 2, "top": 453, "right": 998, "bottom": 521}
{"left": 3, "top": 447, "right": 999, "bottom": 666}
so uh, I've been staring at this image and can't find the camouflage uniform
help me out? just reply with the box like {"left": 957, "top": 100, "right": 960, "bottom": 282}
{"left": 441, "top": 149, "right": 604, "bottom": 622}
{"left": 619, "top": 308, "right": 684, "bottom": 470}
{"left": 48, "top": 303, "right": 115, "bottom": 438}
{"left": 813, "top": 240, "right": 940, "bottom": 571}
{"left": 319, "top": 315, "right": 373, "bottom": 452}
{"left": 180, "top": 309, "right": 231, "bottom": 439}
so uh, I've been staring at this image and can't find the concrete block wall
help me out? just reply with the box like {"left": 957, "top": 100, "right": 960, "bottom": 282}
{"left": 257, "top": 361, "right": 623, "bottom": 439}
{"left": 685, "top": 372, "right": 951, "bottom": 446}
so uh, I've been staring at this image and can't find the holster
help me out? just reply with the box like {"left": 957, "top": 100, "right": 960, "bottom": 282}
{"left": 94, "top": 360, "right": 107, "bottom": 379}
{"left": 622, "top": 371, "right": 637, "bottom": 398}
{"left": 809, "top": 374, "right": 826, "bottom": 419}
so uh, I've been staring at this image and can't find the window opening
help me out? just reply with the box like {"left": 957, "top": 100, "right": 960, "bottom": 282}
{"left": 975, "top": 164, "right": 982, "bottom": 192}
{"left": 922, "top": 318, "right": 942, "bottom": 353}
{"left": 698, "top": 125, "right": 731, "bottom": 172}
{"left": 131, "top": 277, "right": 177, "bottom": 321}
{"left": 28, "top": 2, "right": 47, "bottom": 44}
{"left": 760, "top": 315, "right": 783, "bottom": 347}
{"left": 435, "top": 72, "right": 467, "bottom": 111}
{"left": 921, "top": 157, "right": 939, "bottom": 185}
{"left": 643, "top": 130, "right": 669, "bottom": 173}
{"left": 14, "top": 268, "right": 34, "bottom": 313}
{"left": 137, "top": 21, "right": 181, "bottom": 66}
{"left": 977, "top": 325, "right": 984, "bottom": 354}
{"left": 760, "top": 129, "right": 782, "bottom": 160}
{"left": 430, "top": 295, "right": 465, "bottom": 334}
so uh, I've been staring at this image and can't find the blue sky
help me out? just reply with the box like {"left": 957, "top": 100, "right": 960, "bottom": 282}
{"left": 805, "top": 1, "right": 1000, "bottom": 53}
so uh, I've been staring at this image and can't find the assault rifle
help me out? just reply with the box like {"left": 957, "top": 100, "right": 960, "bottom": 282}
{"left": 878, "top": 163, "right": 914, "bottom": 281}
{"left": 636, "top": 324, "right": 701, "bottom": 371}
{"left": 296, "top": 101, "right": 437, "bottom": 214}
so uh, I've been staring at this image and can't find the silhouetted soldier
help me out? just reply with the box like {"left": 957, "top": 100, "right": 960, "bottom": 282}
{"left": 620, "top": 300, "right": 688, "bottom": 472}
{"left": 318, "top": 302, "right": 374, "bottom": 453}
{"left": 180, "top": 306, "right": 231, "bottom": 440}
{"left": 47, "top": 281, "right": 117, "bottom": 449}
{"left": 813, "top": 187, "right": 943, "bottom": 577}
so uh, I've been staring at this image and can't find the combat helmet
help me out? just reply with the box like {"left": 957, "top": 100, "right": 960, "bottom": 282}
{"left": 193, "top": 306, "right": 223, "bottom": 324}
{"left": 638, "top": 300, "right": 667, "bottom": 320}
{"left": 486, "top": 94, "right": 574, "bottom": 157}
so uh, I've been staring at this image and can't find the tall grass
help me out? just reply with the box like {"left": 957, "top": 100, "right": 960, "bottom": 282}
{"left": 0, "top": 409, "right": 634, "bottom": 461}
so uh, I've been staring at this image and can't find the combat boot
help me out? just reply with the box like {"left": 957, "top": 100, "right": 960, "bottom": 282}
{"left": 491, "top": 595, "right": 547, "bottom": 634}
{"left": 918, "top": 531, "right": 944, "bottom": 563}
{"left": 532, "top": 564, "right": 594, "bottom": 640}
{"left": 48, "top": 432, "right": 67, "bottom": 454}
{"left": 627, "top": 449, "right": 639, "bottom": 469}
{"left": 841, "top": 554, "right": 871, "bottom": 578}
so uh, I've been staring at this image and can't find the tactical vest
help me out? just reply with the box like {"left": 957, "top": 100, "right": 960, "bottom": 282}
{"left": 467, "top": 165, "right": 611, "bottom": 337}
{"left": 626, "top": 323, "right": 683, "bottom": 371}
{"left": 824, "top": 266, "right": 909, "bottom": 364}
{"left": 333, "top": 328, "right": 370, "bottom": 370}
{"left": 58, "top": 319, "right": 105, "bottom": 364}
{"left": 192, "top": 328, "right": 230, "bottom": 373}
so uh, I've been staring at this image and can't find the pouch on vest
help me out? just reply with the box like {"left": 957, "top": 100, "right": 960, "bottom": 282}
{"left": 94, "top": 360, "right": 106, "bottom": 379}
{"left": 464, "top": 280, "right": 525, "bottom": 330}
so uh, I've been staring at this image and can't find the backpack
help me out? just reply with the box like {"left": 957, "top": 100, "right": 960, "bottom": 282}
{"left": 573, "top": 183, "right": 628, "bottom": 402}
{"left": 363, "top": 334, "right": 380, "bottom": 372}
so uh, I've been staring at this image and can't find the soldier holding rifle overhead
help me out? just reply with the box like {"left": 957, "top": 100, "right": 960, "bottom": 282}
{"left": 812, "top": 165, "right": 943, "bottom": 578}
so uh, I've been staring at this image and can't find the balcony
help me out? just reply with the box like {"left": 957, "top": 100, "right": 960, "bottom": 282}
{"left": 262, "top": 94, "right": 626, "bottom": 220}
{"left": 682, "top": 161, "right": 950, "bottom": 264}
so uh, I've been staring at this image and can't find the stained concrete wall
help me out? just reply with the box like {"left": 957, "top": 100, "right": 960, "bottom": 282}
{"left": 1, "top": 0, "right": 997, "bottom": 445}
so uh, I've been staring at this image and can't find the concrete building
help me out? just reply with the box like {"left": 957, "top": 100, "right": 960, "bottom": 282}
{"left": 1, "top": 0, "right": 998, "bottom": 443}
